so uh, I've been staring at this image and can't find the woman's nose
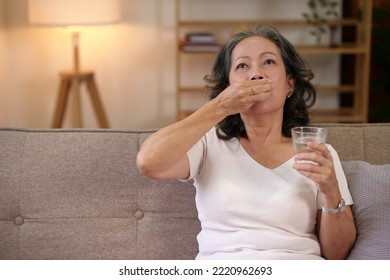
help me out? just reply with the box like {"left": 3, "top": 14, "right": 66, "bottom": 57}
{"left": 250, "top": 74, "right": 264, "bottom": 80}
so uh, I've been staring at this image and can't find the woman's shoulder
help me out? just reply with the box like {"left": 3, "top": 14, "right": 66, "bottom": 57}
{"left": 325, "top": 144, "right": 338, "bottom": 154}
{"left": 205, "top": 126, "right": 238, "bottom": 144}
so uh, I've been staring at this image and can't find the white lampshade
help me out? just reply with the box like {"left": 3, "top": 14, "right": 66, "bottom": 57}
{"left": 28, "top": 0, "right": 120, "bottom": 26}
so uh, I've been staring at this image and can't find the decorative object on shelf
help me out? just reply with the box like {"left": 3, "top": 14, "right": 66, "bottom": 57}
{"left": 302, "top": 0, "right": 339, "bottom": 46}
{"left": 28, "top": 0, "right": 120, "bottom": 128}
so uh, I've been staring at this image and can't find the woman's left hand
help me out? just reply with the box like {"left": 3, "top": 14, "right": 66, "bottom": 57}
{"left": 292, "top": 142, "right": 339, "bottom": 196}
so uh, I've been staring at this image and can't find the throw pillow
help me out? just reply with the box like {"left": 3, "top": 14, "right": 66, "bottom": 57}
{"left": 342, "top": 161, "right": 390, "bottom": 260}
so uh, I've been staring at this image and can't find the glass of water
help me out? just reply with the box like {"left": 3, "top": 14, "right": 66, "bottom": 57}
{"left": 291, "top": 127, "right": 328, "bottom": 160}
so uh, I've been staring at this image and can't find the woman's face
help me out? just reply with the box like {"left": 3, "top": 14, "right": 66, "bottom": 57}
{"left": 228, "top": 35, "right": 293, "bottom": 114}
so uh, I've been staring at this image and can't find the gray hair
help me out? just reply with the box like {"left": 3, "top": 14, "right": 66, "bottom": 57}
{"left": 204, "top": 25, "right": 316, "bottom": 139}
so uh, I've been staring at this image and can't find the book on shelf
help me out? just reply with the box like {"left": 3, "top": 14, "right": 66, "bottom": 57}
{"left": 180, "top": 32, "right": 220, "bottom": 52}
{"left": 180, "top": 42, "right": 220, "bottom": 52}
{"left": 185, "top": 32, "right": 215, "bottom": 44}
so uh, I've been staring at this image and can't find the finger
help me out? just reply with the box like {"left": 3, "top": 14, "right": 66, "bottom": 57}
{"left": 248, "top": 85, "right": 272, "bottom": 99}
{"left": 249, "top": 86, "right": 256, "bottom": 96}
{"left": 293, "top": 160, "right": 334, "bottom": 185}
{"left": 245, "top": 79, "right": 272, "bottom": 95}
{"left": 295, "top": 169, "right": 331, "bottom": 187}
{"left": 293, "top": 159, "right": 324, "bottom": 173}
{"left": 294, "top": 151, "right": 330, "bottom": 167}
{"left": 251, "top": 78, "right": 272, "bottom": 87}
{"left": 307, "top": 142, "right": 332, "bottom": 159}
{"left": 252, "top": 91, "right": 271, "bottom": 101}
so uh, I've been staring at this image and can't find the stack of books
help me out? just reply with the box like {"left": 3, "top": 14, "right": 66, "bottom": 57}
{"left": 180, "top": 32, "right": 220, "bottom": 52}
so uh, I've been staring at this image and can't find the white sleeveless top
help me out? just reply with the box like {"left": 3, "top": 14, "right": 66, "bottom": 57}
{"left": 186, "top": 127, "right": 353, "bottom": 260}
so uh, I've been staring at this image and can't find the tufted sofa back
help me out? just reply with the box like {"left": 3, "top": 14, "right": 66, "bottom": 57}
{"left": 0, "top": 123, "right": 389, "bottom": 259}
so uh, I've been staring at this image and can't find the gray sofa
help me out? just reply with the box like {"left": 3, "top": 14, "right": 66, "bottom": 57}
{"left": 1, "top": 123, "right": 389, "bottom": 260}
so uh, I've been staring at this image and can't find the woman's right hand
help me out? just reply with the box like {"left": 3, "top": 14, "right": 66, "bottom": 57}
{"left": 216, "top": 78, "right": 272, "bottom": 115}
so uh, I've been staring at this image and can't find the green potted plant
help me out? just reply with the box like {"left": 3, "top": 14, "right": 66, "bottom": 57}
{"left": 302, "top": 0, "right": 339, "bottom": 46}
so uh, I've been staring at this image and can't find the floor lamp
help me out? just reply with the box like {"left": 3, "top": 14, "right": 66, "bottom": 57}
{"left": 28, "top": 0, "right": 120, "bottom": 128}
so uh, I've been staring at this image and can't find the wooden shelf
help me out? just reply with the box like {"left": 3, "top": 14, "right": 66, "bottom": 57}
{"left": 179, "top": 49, "right": 221, "bottom": 54}
{"left": 177, "top": 18, "right": 359, "bottom": 28}
{"left": 178, "top": 110, "right": 195, "bottom": 120}
{"left": 178, "top": 44, "right": 367, "bottom": 55}
{"left": 315, "top": 85, "right": 356, "bottom": 93}
{"left": 311, "top": 109, "right": 365, "bottom": 123}
{"left": 179, "top": 84, "right": 356, "bottom": 94}
{"left": 296, "top": 44, "right": 367, "bottom": 55}
{"left": 175, "top": 0, "right": 373, "bottom": 123}
{"left": 178, "top": 86, "right": 206, "bottom": 93}
{"left": 179, "top": 108, "right": 366, "bottom": 124}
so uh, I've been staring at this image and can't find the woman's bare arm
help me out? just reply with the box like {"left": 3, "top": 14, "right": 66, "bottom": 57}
{"left": 136, "top": 98, "right": 225, "bottom": 180}
{"left": 136, "top": 79, "right": 272, "bottom": 180}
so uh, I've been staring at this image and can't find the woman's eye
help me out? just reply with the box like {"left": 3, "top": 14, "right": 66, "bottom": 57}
{"left": 236, "top": 63, "right": 247, "bottom": 69}
{"left": 264, "top": 59, "right": 275, "bottom": 65}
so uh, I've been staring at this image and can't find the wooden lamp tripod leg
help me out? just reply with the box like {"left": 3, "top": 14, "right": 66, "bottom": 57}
{"left": 51, "top": 76, "right": 72, "bottom": 128}
{"left": 86, "top": 75, "right": 109, "bottom": 128}
{"left": 72, "top": 76, "right": 83, "bottom": 128}
{"left": 51, "top": 31, "right": 110, "bottom": 129}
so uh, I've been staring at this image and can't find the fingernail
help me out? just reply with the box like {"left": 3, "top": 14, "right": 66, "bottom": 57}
{"left": 307, "top": 142, "right": 316, "bottom": 147}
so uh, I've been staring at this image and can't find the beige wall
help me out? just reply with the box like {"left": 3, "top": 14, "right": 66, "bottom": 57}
{"left": 0, "top": 0, "right": 8, "bottom": 124}
{"left": 0, "top": 0, "right": 340, "bottom": 129}
{"left": 1, "top": 0, "right": 177, "bottom": 129}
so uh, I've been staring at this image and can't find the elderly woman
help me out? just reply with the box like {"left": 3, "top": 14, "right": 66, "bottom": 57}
{"left": 136, "top": 25, "right": 356, "bottom": 260}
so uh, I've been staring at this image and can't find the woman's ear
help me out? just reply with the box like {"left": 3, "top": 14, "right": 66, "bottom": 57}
{"left": 287, "top": 75, "right": 295, "bottom": 93}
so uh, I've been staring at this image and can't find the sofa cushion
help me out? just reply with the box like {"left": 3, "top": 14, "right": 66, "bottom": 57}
{"left": 342, "top": 161, "right": 390, "bottom": 260}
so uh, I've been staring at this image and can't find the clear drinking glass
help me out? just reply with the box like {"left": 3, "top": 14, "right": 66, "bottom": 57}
{"left": 291, "top": 127, "right": 328, "bottom": 161}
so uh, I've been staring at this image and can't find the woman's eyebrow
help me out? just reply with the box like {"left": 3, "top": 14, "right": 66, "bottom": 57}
{"left": 260, "top": 51, "right": 278, "bottom": 57}
{"left": 233, "top": 55, "right": 250, "bottom": 63}
{"left": 234, "top": 51, "right": 278, "bottom": 62}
